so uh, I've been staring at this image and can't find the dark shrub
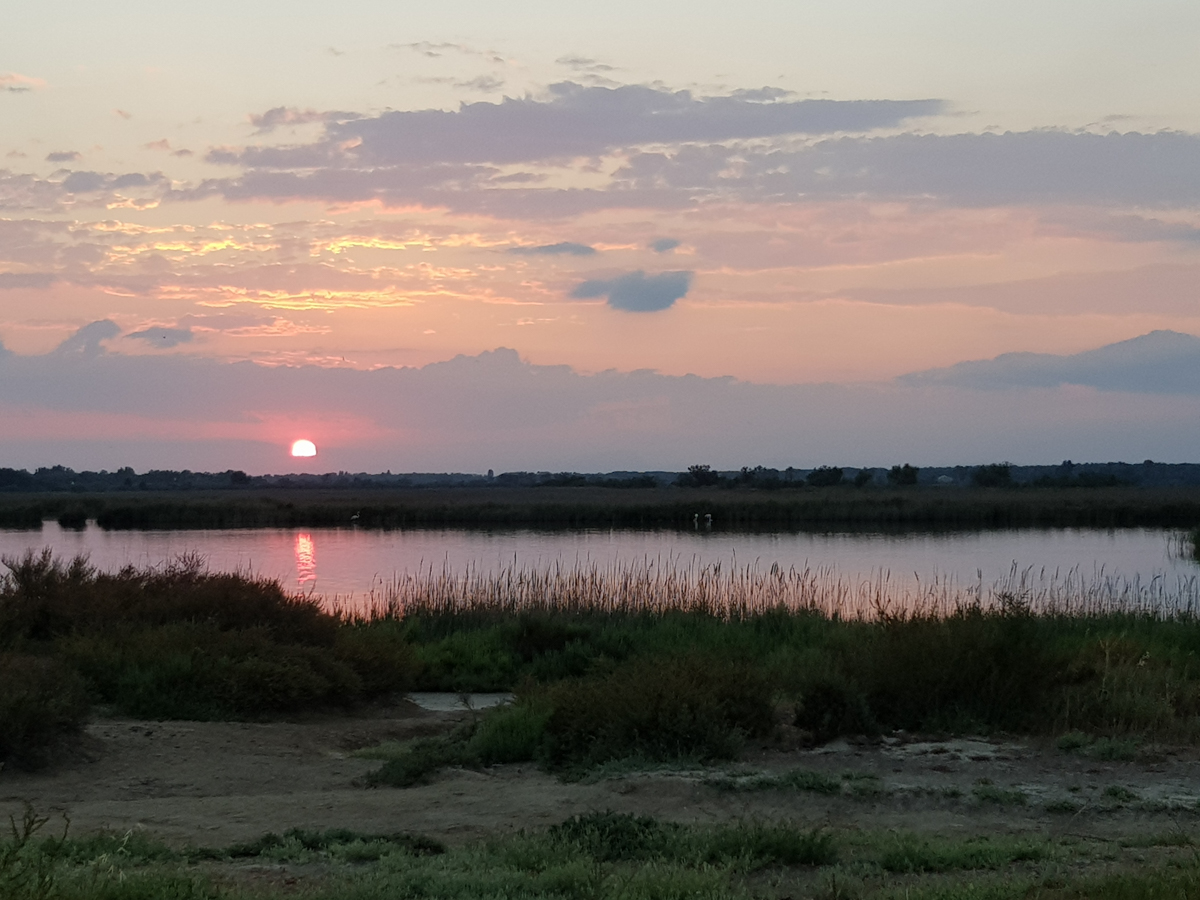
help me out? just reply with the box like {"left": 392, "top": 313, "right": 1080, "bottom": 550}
{"left": 794, "top": 677, "right": 875, "bottom": 742}
{"left": 60, "top": 624, "right": 364, "bottom": 719}
{"left": 541, "top": 655, "right": 775, "bottom": 768}
{"left": 851, "top": 607, "right": 1058, "bottom": 732}
{"left": 0, "top": 653, "right": 89, "bottom": 769}
{"left": 887, "top": 464, "right": 919, "bottom": 486}
{"left": 0, "top": 550, "right": 336, "bottom": 646}
{"left": 333, "top": 624, "right": 420, "bottom": 695}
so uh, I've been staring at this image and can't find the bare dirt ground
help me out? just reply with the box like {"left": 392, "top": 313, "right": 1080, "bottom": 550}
{"left": 3, "top": 700, "right": 1198, "bottom": 849}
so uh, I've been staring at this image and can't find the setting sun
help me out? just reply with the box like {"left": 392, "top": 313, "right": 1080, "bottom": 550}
{"left": 291, "top": 439, "right": 317, "bottom": 457}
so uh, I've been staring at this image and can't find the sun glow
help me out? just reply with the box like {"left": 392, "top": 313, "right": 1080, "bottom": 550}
{"left": 291, "top": 439, "right": 317, "bottom": 457}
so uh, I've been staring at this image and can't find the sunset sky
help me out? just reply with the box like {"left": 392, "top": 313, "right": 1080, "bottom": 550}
{"left": 4, "top": 1, "right": 1200, "bottom": 473}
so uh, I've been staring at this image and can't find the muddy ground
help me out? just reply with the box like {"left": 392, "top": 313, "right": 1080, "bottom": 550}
{"left": 2, "top": 699, "right": 1197, "bottom": 849}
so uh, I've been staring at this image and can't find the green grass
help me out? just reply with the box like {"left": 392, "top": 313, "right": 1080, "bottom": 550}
{"left": 5, "top": 809, "right": 1200, "bottom": 900}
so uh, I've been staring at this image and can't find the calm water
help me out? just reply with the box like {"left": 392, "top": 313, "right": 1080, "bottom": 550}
{"left": 0, "top": 522, "right": 1196, "bottom": 608}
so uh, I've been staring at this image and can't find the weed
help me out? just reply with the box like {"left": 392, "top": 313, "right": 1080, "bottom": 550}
{"left": 1089, "top": 738, "right": 1140, "bottom": 761}
{"left": 1044, "top": 799, "right": 1081, "bottom": 814}
{"left": 1103, "top": 785, "right": 1140, "bottom": 802}
{"left": 1056, "top": 731, "right": 1091, "bottom": 752}
{"left": 972, "top": 783, "right": 1028, "bottom": 806}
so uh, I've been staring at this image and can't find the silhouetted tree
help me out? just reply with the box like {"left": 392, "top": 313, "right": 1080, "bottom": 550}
{"left": 679, "top": 464, "right": 722, "bottom": 487}
{"left": 805, "top": 466, "right": 844, "bottom": 487}
{"left": 887, "top": 464, "right": 919, "bottom": 486}
{"left": 972, "top": 463, "right": 1013, "bottom": 487}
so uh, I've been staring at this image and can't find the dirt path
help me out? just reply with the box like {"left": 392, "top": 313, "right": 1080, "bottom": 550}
{"left": 3, "top": 702, "right": 1198, "bottom": 848}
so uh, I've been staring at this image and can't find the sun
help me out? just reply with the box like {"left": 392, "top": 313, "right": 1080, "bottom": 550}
{"left": 291, "top": 439, "right": 317, "bottom": 457}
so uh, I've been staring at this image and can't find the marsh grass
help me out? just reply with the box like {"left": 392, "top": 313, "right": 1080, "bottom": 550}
{"left": 7, "top": 548, "right": 1200, "bottom": 772}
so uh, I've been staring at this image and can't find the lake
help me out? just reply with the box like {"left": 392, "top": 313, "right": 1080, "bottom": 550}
{"left": 0, "top": 521, "right": 1196, "bottom": 614}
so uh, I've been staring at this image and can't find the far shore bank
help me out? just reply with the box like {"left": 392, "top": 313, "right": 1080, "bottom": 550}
{"left": 4, "top": 484, "right": 1200, "bottom": 532}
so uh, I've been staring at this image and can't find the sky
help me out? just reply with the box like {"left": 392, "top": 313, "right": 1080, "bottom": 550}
{"left": 3, "top": 1, "right": 1200, "bottom": 473}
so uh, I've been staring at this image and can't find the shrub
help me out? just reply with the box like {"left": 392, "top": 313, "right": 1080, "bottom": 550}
{"left": 58, "top": 624, "right": 364, "bottom": 719}
{"left": 887, "top": 464, "right": 919, "bottom": 486}
{"left": 333, "top": 624, "right": 420, "bottom": 695}
{"left": 540, "top": 655, "right": 775, "bottom": 769}
{"left": 0, "top": 654, "right": 88, "bottom": 769}
{"left": 468, "top": 700, "right": 552, "bottom": 765}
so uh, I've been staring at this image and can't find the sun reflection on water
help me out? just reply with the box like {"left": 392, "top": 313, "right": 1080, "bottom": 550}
{"left": 294, "top": 532, "right": 317, "bottom": 587}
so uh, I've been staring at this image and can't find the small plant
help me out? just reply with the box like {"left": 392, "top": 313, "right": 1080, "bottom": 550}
{"left": 1057, "top": 731, "right": 1091, "bottom": 752}
{"left": 973, "top": 782, "right": 1028, "bottom": 805}
{"left": 1044, "top": 799, "right": 1081, "bottom": 814}
{"left": 1104, "top": 785, "right": 1140, "bottom": 802}
{"left": 1089, "top": 738, "right": 1139, "bottom": 761}
{"left": 0, "top": 804, "right": 66, "bottom": 898}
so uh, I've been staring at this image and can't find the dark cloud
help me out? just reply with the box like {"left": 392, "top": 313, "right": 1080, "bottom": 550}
{"left": 898, "top": 330, "right": 1200, "bottom": 394}
{"left": 571, "top": 270, "right": 692, "bottom": 312}
{"left": 649, "top": 238, "right": 680, "bottom": 253}
{"left": 213, "top": 83, "right": 942, "bottom": 169}
{"left": 508, "top": 241, "right": 596, "bottom": 256}
{"left": 0, "top": 272, "right": 56, "bottom": 289}
{"left": 126, "top": 327, "right": 194, "bottom": 348}
{"left": 54, "top": 320, "right": 120, "bottom": 355}
{"left": 46, "top": 151, "right": 81, "bottom": 163}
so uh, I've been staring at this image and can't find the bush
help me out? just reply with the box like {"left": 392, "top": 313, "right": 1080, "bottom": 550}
{"left": 540, "top": 655, "right": 775, "bottom": 769}
{"left": 0, "top": 654, "right": 88, "bottom": 769}
{"left": 468, "top": 700, "right": 552, "bottom": 764}
{"left": 58, "top": 624, "right": 365, "bottom": 719}
{"left": 887, "top": 464, "right": 919, "bottom": 486}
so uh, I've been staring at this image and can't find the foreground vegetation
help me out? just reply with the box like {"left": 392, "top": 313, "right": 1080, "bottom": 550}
{"left": 4, "top": 551, "right": 1200, "bottom": 777}
{"left": 2, "top": 805, "right": 1199, "bottom": 900}
{"left": 5, "top": 484, "right": 1200, "bottom": 531}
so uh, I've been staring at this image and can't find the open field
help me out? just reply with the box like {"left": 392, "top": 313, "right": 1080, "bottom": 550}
{"left": 5, "top": 484, "right": 1200, "bottom": 531}
{"left": 3, "top": 705, "right": 1200, "bottom": 899}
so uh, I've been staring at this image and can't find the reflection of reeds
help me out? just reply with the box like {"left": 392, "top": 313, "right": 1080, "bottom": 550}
{"left": 338, "top": 558, "right": 1200, "bottom": 622}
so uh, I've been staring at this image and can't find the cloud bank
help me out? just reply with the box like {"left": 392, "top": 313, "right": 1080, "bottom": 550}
{"left": 1, "top": 327, "right": 1195, "bottom": 473}
{"left": 899, "top": 330, "right": 1200, "bottom": 394}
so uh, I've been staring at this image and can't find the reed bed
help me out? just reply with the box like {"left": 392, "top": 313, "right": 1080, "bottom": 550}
{"left": 338, "top": 557, "right": 1200, "bottom": 622}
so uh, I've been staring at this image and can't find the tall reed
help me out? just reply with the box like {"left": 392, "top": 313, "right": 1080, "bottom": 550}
{"left": 339, "top": 557, "right": 1200, "bottom": 623}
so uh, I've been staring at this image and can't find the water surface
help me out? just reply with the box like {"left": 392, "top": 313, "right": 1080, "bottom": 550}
{"left": 1, "top": 522, "right": 1194, "bottom": 609}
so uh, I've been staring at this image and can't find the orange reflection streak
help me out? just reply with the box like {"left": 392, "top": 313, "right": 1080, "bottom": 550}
{"left": 295, "top": 533, "right": 317, "bottom": 588}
